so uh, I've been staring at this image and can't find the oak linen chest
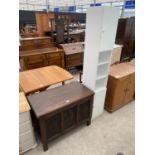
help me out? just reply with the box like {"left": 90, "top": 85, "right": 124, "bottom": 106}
{"left": 27, "top": 82, "right": 94, "bottom": 151}
{"left": 60, "top": 42, "right": 84, "bottom": 70}
{"left": 104, "top": 63, "right": 135, "bottom": 112}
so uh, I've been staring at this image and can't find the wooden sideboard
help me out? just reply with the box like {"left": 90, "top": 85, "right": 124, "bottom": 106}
{"left": 60, "top": 42, "right": 84, "bottom": 70}
{"left": 27, "top": 82, "right": 94, "bottom": 151}
{"left": 19, "top": 47, "right": 64, "bottom": 70}
{"left": 105, "top": 63, "right": 135, "bottom": 112}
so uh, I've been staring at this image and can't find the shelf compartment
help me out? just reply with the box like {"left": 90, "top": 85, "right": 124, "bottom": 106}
{"left": 98, "top": 50, "right": 111, "bottom": 63}
{"left": 97, "top": 63, "right": 109, "bottom": 77}
{"left": 95, "top": 77, "right": 107, "bottom": 90}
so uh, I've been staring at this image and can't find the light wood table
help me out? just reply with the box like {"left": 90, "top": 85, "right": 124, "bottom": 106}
{"left": 19, "top": 65, "right": 73, "bottom": 94}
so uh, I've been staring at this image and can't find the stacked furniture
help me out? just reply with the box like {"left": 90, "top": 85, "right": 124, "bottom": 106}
{"left": 19, "top": 37, "right": 65, "bottom": 70}
{"left": 19, "top": 92, "right": 37, "bottom": 154}
{"left": 60, "top": 42, "right": 84, "bottom": 70}
{"left": 104, "top": 63, "right": 135, "bottom": 112}
{"left": 82, "top": 7, "right": 119, "bottom": 119}
{"left": 19, "top": 37, "right": 54, "bottom": 50}
{"left": 27, "top": 82, "right": 94, "bottom": 151}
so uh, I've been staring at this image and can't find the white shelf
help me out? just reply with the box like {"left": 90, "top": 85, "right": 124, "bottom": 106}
{"left": 96, "top": 75, "right": 107, "bottom": 80}
{"left": 95, "top": 77, "right": 107, "bottom": 90}
{"left": 95, "top": 87, "right": 106, "bottom": 93}
{"left": 98, "top": 50, "right": 111, "bottom": 63}
{"left": 82, "top": 7, "right": 120, "bottom": 118}
{"left": 98, "top": 61, "right": 109, "bottom": 66}
{"left": 97, "top": 63, "right": 109, "bottom": 77}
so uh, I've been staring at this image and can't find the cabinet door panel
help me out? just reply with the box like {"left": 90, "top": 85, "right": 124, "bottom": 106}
{"left": 111, "top": 76, "right": 128, "bottom": 109}
{"left": 124, "top": 73, "right": 135, "bottom": 103}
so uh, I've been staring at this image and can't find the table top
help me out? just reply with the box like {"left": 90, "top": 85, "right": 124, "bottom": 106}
{"left": 27, "top": 82, "right": 94, "bottom": 118}
{"left": 19, "top": 65, "right": 73, "bottom": 94}
{"left": 19, "top": 92, "right": 30, "bottom": 113}
{"left": 19, "top": 47, "right": 63, "bottom": 57}
{"left": 109, "top": 63, "right": 135, "bottom": 79}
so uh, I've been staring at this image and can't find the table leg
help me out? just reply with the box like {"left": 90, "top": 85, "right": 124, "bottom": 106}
{"left": 39, "top": 119, "right": 48, "bottom": 151}
{"left": 62, "top": 81, "right": 65, "bottom": 85}
{"left": 87, "top": 97, "right": 93, "bottom": 126}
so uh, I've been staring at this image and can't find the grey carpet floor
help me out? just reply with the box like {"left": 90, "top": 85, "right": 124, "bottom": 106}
{"left": 23, "top": 101, "right": 135, "bottom": 155}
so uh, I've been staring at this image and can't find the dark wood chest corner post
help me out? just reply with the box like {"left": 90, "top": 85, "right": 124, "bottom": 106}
{"left": 87, "top": 96, "right": 94, "bottom": 126}
{"left": 39, "top": 117, "right": 48, "bottom": 151}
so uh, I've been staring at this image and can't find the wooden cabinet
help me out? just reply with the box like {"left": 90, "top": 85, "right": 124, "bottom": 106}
{"left": 19, "top": 93, "right": 37, "bottom": 154}
{"left": 19, "top": 48, "right": 64, "bottom": 70}
{"left": 60, "top": 42, "right": 84, "bottom": 69}
{"left": 115, "top": 17, "right": 135, "bottom": 61}
{"left": 105, "top": 63, "right": 135, "bottom": 112}
{"left": 27, "top": 82, "right": 94, "bottom": 151}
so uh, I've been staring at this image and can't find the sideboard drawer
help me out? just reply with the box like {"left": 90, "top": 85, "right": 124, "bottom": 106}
{"left": 46, "top": 53, "right": 61, "bottom": 59}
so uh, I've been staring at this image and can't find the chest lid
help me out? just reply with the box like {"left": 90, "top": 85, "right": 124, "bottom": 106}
{"left": 27, "top": 82, "right": 94, "bottom": 118}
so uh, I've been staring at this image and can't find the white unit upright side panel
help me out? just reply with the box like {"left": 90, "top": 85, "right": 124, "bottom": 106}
{"left": 83, "top": 6, "right": 119, "bottom": 119}
{"left": 83, "top": 8, "right": 104, "bottom": 90}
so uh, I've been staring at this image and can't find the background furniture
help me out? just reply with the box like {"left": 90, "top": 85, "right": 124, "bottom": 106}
{"left": 27, "top": 82, "right": 94, "bottom": 151}
{"left": 82, "top": 7, "right": 120, "bottom": 119}
{"left": 115, "top": 18, "right": 128, "bottom": 45}
{"left": 19, "top": 47, "right": 64, "bottom": 70}
{"left": 115, "top": 17, "right": 135, "bottom": 62}
{"left": 104, "top": 63, "right": 135, "bottom": 112}
{"left": 19, "top": 92, "right": 37, "bottom": 154}
{"left": 111, "top": 44, "right": 122, "bottom": 65}
{"left": 60, "top": 42, "right": 84, "bottom": 70}
{"left": 35, "top": 12, "right": 86, "bottom": 37}
{"left": 19, "top": 65, "right": 73, "bottom": 95}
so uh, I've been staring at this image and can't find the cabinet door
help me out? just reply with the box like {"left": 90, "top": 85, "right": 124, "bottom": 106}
{"left": 112, "top": 76, "right": 129, "bottom": 109}
{"left": 105, "top": 76, "right": 127, "bottom": 111}
{"left": 123, "top": 73, "right": 135, "bottom": 103}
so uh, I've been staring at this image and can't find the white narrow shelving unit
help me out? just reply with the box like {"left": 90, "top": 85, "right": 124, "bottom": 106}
{"left": 83, "top": 6, "right": 120, "bottom": 119}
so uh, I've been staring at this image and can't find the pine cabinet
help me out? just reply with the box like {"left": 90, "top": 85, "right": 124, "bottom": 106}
{"left": 105, "top": 63, "right": 135, "bottom": 112}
